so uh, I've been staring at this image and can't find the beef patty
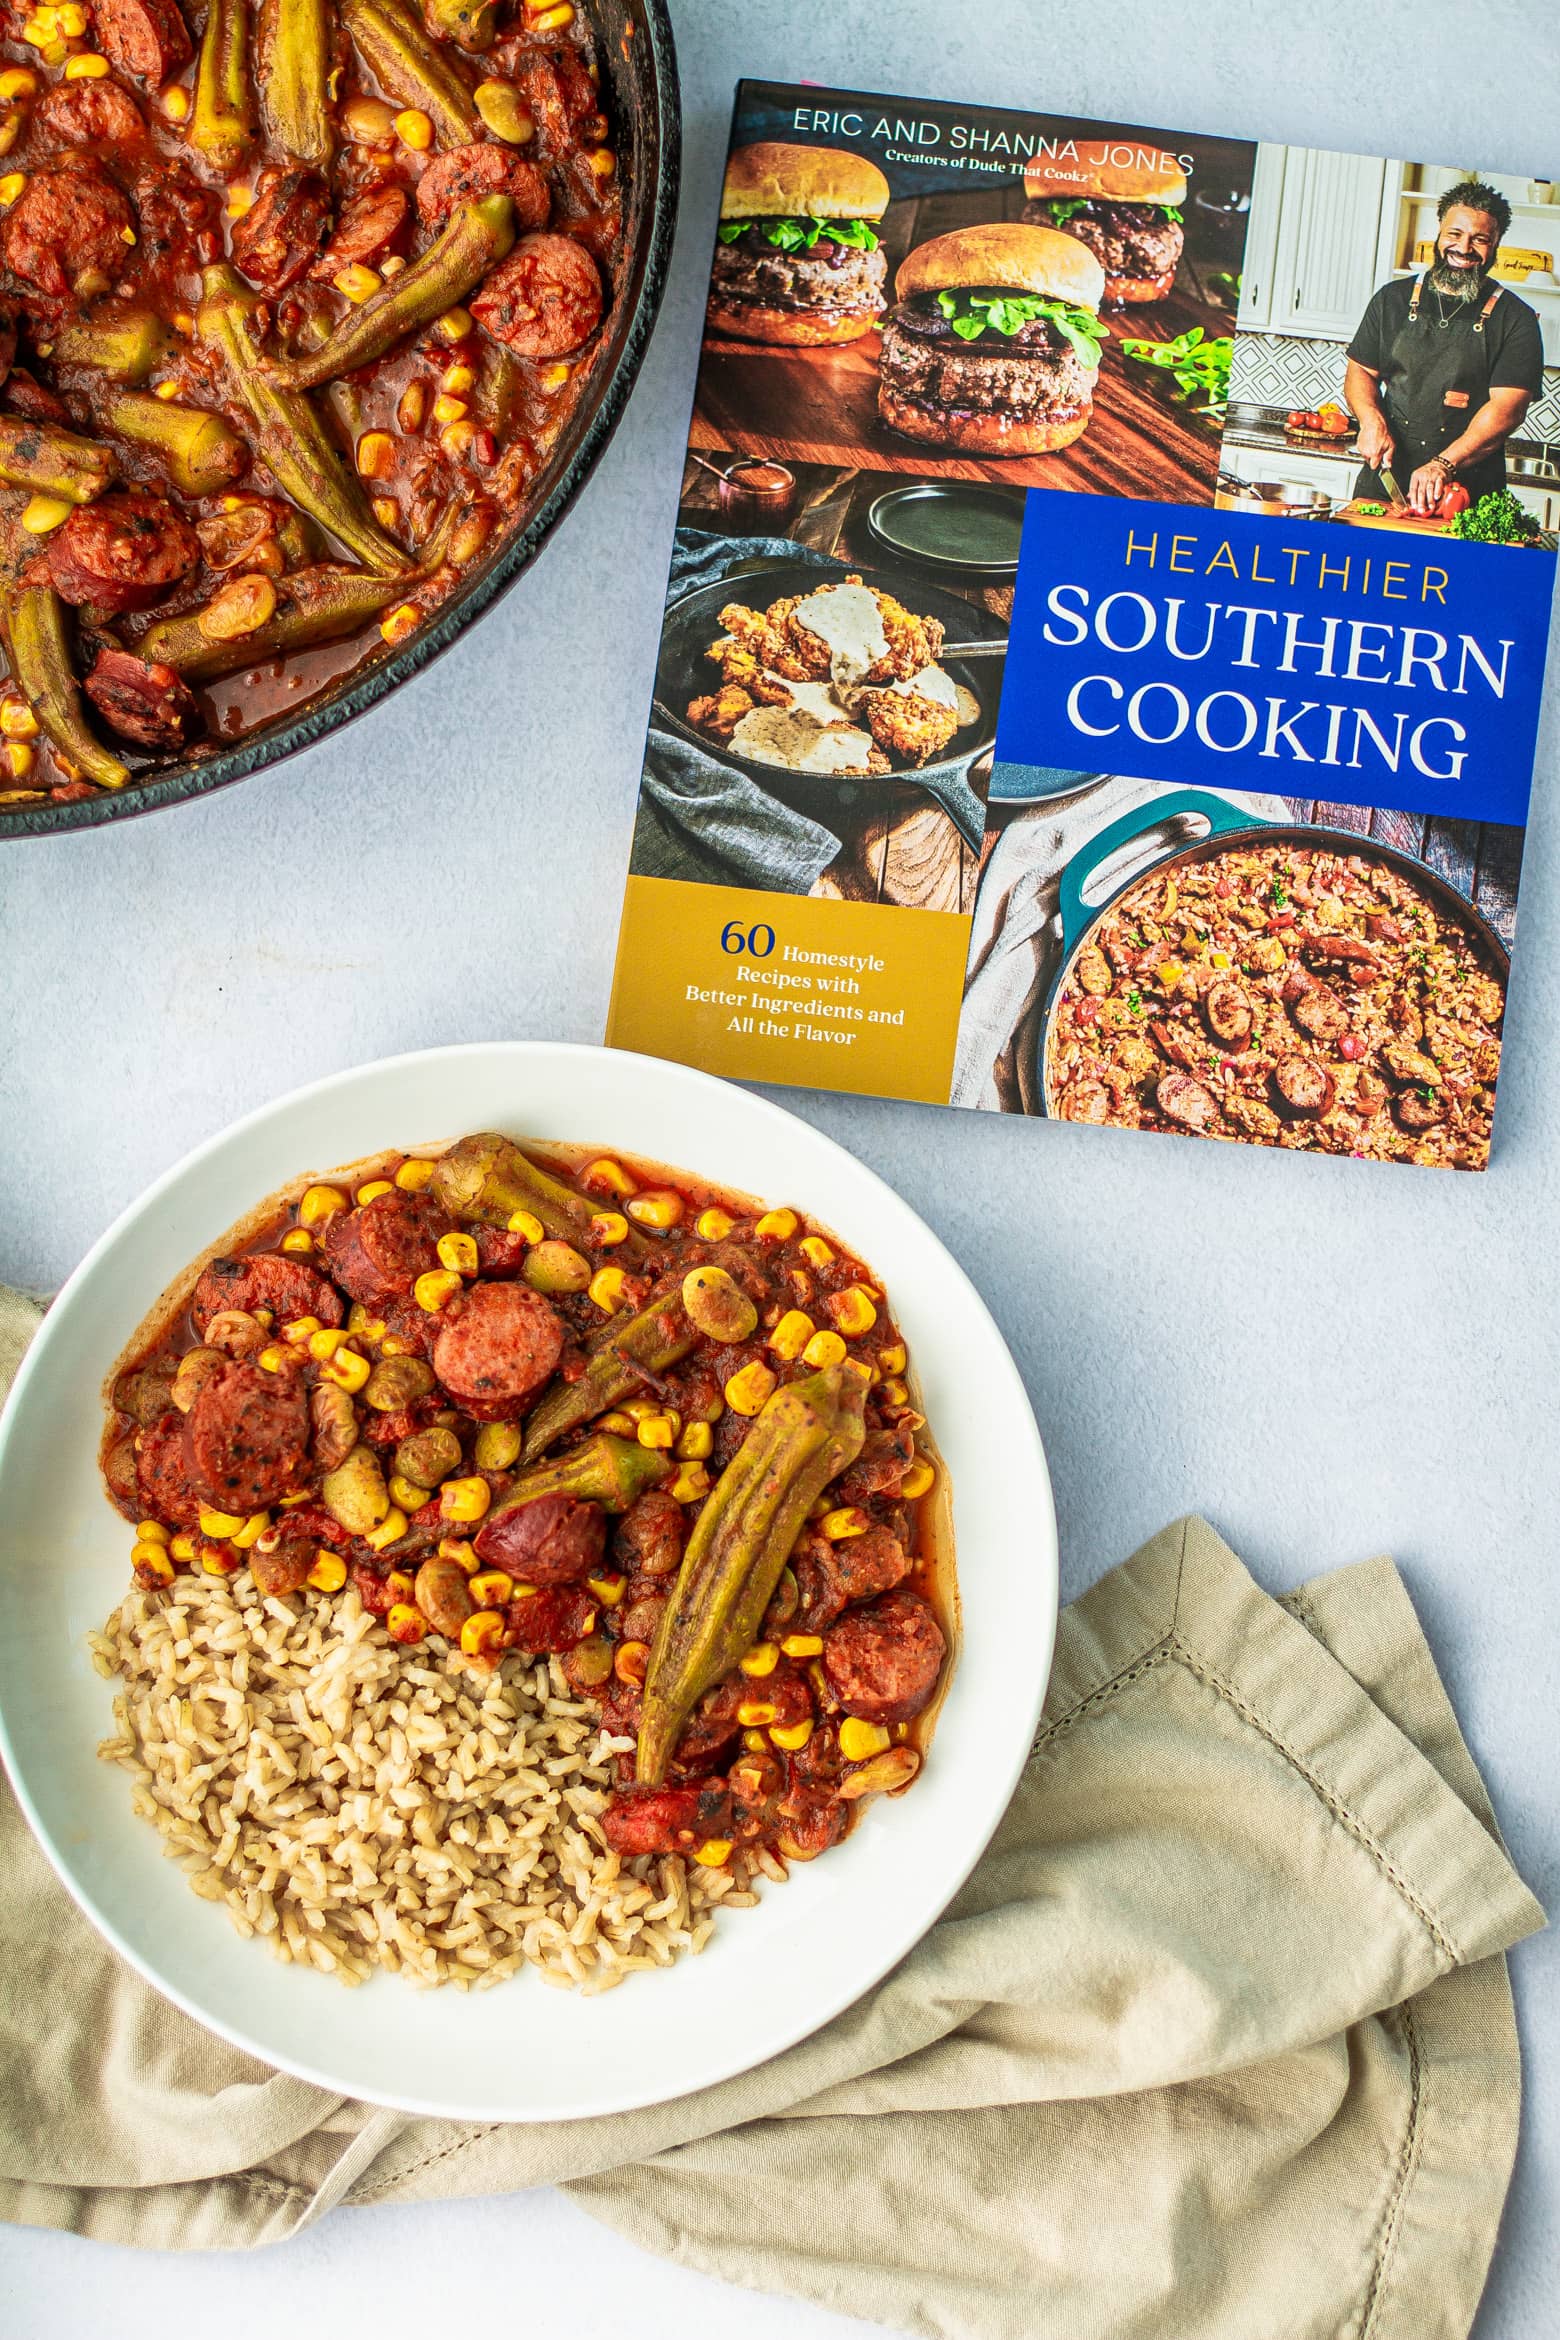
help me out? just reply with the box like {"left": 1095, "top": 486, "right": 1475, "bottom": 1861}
{"left": 1022, "top": 197, "right": 1183, "bottom": 291}
{"left": 710, "top": 233, "right": 888, "bottom": 318}
{"left": 878, "top": 302, "right": 1096, "bottom": 420}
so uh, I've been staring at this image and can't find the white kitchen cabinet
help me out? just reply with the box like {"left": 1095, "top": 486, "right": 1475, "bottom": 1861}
{"left": 1236, "top": 146, "right": 1402, "bottom": 340}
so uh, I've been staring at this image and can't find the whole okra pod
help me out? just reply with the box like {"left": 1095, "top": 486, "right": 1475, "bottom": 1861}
{"left": 433, "top": 1132, "right": 647, "bottom": 1253}
{"left": 107, "top": 394, "right": 249, "bottom": 498}
{"left": 266, "top": 196, "right": 515, "bottom": 390}
{"left": 340, "top": 0, "right": 478, "bottom": 145}
{"left": 191, "top": 0, "right": 255, "bottom": 172}
{"left": 636, "top": 1363, "right": 868, "bottom": 1784}
{"left": 257, "top": 0, "right": 333, "bottom": 167}
{"left": 197, "top": 264, "right": 409, "bottom": 577}
{"left": 486, "top": 1434, "right": 672, "bottom": 1522}
{"left": 136, "top": 565, "right": 411, "bottom": 681}
{"left": 51, "top": 310, "right": 171, "bottom": 385}
{"left": 0, "top": 416, "right": 117, "bottom": 505}
{"left": 521, "top": 1277, "right": 698, "bottom": 1462}
{"left": 0, "top": 583, "right": 129, "bottom": 791}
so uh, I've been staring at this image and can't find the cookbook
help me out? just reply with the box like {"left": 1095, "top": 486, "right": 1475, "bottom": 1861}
{"left": 607, "top": 79, "right": 1560, "bottom": 1170}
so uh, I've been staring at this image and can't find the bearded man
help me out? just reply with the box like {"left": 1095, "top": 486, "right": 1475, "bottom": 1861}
{"left": 1343, "top": 179, "right": 1542, "bottom": 513}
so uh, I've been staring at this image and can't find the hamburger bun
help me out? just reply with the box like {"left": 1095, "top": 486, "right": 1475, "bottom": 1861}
{"left": 877, "top": 380, "right": 1093, "bottom": 456}
{"left": 1106, "top": 268, "right": 1180, "bottom": 305}
{"left": 704, "top": 296, "right": 885, "bottom": 347}
{"left": 720, "top": 141, "right": 890, "bottom": 225}
{"left": 1024, "top": 150, "right": 1187, "bottom": 206}
{"left": 895, "top": 222, "right": 1105, "bottom": 313}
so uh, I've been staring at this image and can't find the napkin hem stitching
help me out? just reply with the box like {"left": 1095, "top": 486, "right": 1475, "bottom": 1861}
{"left": 1030, "top": 1642, "right": 1173, "bottom": 1758}
{"left": 1168, "top": 1634, "right": 1460, "bottom": 1965}
{"left": 1358, "top": 1999, "right": 1424, "bottom": 2340}
{"left": 351, "top": 2123, "right": 501, "bottom": 2201}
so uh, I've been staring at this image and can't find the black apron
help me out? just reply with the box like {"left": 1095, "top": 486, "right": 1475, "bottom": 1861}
{"left": 1354, "top": 275, "right": 1508, "bottom": 503}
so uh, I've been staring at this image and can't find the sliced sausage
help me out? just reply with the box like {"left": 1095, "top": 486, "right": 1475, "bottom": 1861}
{"left": 471, "top": 232, "right": 603, "bottom": 359}
{"left": 671, "top": 1673, "right": 747, "bottom": 1771}
{"left": 310, "top": 184, "right": 410, "bottom": 279}
{"left": 1151, "top": 1019, "right": 1200, "bottom": 1073}
{"left": 474, "top": 1489, "right": 605, "bottom": 1585}
{"left": 127, "top": 163, "right": 221, "bottom": 276}
{"left": 84, "top": 648, "right": 199, "bottom": 750}
{"left": 43, "top": 493, "right": 199, "bottom": 618}
{"left": 134, "top": 1407, "right": 204, "bottom": 1527}
{"left": 473, "top": 1224, "right": 530, "bottom": 1277}
{"left": 601, "top": 1779, "right": 733, "bottom": 1858}
{"left": 415, "top": 144, "right": 549, "bottom": 232}
{"left": 323, "top": 1189, "right": 452, "bottom": 1308}
{"left": 3, "top": 367, "right": 70, "bottom": 425}
{"left": 611, "top": 1488, "right": 686, "bottom": 1578}
{"left": 231, "top": 167, "right": 330, "bottom": 293}
{"left": 432, "top": 1280, "right": 563, "bottom": 1418}
{"left": 821, "top": 1521, "right": 911, "bottom": 1610}
{"left": 0, "top": 160, "right": 137, "bottom": 303}
{"left": 114, "top": 1361, "right": 176, "bottom": 1426}
{"left": 1288, "top": 977, "right": 1349, "bottom": 1045}
{"left": 1394, "top": 1087, "right": 1449, "bottom": 1132}
{"left": 834, "top": 1421, "right": 914, "bottom": 1507}
{"left": 1155, "top": 1072, "right": 1220, "bottom": 1133}
{"left": 502, "top": 1583, "right": 597, "bottom": 1654}
{"left": 192, "top": 1251, "right": 344, "bottom": 1335}
{"left": 184, "top": 1357, "right": 310, "bottom": 1512}
{"left": 1272, "top": 1057, "right": 1336, "bottom": 1118}
{"left": 1366, "top": 913, "right": 1406, "bottom": 945}
{"left": 1203, "top": 978, "right": 1253, "bottom": 1047}
{"left": 822, "top": 1587, "right": 946, "bottom": 1725}
{"left": 37, "top": 76, "right": 146, "bottom": 148}
{"left": 94, "top": 0, "right": 193, "bottom": 83}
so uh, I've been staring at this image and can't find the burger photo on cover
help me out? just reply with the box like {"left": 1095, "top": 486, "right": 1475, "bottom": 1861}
{"left": 707, "top": 142, "right": 892, "bottom": 347}
{"left": 1022, "top": 147, "right": 1188, "bottom": 305}
{"left": 877, "top": 223, "right": 1108, "bottom": 455}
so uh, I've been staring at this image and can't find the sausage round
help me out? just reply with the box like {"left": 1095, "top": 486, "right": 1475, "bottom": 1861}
{"left": 1393, "top": 1086, "right": 1448, "bottom": 1131}
{"left": 192, "top": 1251, "right": 344, "bottom": 1335}
{"left": 432, "top": 1280, "right": 563, "bottom": 1418}
{"left": 821, "top": 1521, "right": 911, "bottom": 1611}
{"left": 134, "top": 1407, "right": 204, "bottom": 1527}
{"left": 474, "top": 1489, "right": 605, "bottom": 1584}
{"left": 1155, "top": 1072, "right": 1220, "bottom": 1133}
{"left": 94, "top": 0, "right": 193, "bottom": 83}
{"left": 601, "top": 1779, "right": 733, "bottom": 1857}
{"left": 416, "top": 144, "right": 549, "bottom": 232}
{"left": 44, "top": 493, "right": 199, "bottom": 617}
{"left": 0, "top": 161, "right": 137, "bottom": 301}
{"left": 231, "top": 167, "right": 330, "bottom": 292}
{"left": 1289, "top": 978, "right": 1350, "bottom": 1044}
{"left": 323, "top": 1189, "right": 452, "bottom": 1307}
{"left": 1273, "top": 1057, "right": 1336, "bottom": 1118}
{"left": 822, "top": 1587, "right": 946, "bottom": 1724}
{"left": 311, "top": 184, "right": 410, "bottom": 278}
{"left": 126, "top": 161, "right": 220, "bottom": 275}
{"left": 502, "top": 1583, "right": 597, "bottom": 1653}
{"left": 184, "top": 1358, "right": 310, "bottom": 1512}
{"left": 471, "top": 232, "right": 603, "bottom": 358}
{"left": 611, "top": 1487, "right": 687, "bottom": 1578}
{"left": 84, "top": 648, "right": 199, "bottom": 749}
{"left": 38, "top": 76, "right": 147, "bottom": 147}
{"left": 1203, "top": 978, "right": 1253, "bottom": 1047}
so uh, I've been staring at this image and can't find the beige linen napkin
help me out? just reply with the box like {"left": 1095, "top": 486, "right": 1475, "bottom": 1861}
{"left": 0, "top": 1289, "right": 1544, "bottom": 2339}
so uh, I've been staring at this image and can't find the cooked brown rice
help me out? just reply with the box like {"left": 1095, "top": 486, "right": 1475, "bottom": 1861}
{"left": 92, "top": 1572, "right": 777, "bottom": 1990}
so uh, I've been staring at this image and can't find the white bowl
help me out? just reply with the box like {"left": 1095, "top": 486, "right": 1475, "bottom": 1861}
{"left": 0, "top": 1043, "right": 1055, "bottom": 2120}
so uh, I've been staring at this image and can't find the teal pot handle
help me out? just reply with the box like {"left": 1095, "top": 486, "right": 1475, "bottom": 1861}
{"left": 1057, "top": 790, "right": 1270, "bottom": 961}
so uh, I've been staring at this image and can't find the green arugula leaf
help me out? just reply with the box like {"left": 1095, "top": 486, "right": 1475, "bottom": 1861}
{"left": 1046, "top": 197, "right": 1090, "bottom": 224}
{"left": 719, "top": 214, "right": 882, "bottom": 256}
{"left": 1159, "top": 205, "right": 1184, "bottom": 223}
{"left": 931, "top": 287, "right": 1107, "bottom": 365}
{"left": 717, "top": 221, "right": 744, "bottom": 243}
{"left": 826, "top": 217, "right": 881, "bottom": 251}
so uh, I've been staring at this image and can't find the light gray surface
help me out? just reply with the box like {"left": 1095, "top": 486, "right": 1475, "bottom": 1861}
{"left": 1, "top": 2, "right": 1555, "bottom": 2334}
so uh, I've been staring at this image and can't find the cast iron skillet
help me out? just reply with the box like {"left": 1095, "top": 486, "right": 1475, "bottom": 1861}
{"left": 6, "top": 0, "right": 680, "bottom": 840}
{"left": 654, "top": 555, "right": 1007, "bottom": 853}
{"left": 1037, "top": 787, "right": 1511, "bottom": 1117}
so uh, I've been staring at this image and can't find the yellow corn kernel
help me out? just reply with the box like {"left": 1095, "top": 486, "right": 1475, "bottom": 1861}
{"left": 510, "top": 1583, "right": 539, "bottom": 1600}
{"left": 827, "top": 1285, "right": 877, "bottom": 1338}
{"left": 781, "top": 1633, "right": 823, "bottom": 1659}
{"left": 626, "top": 1187, "right": 683, "bottom": 1231}
{"left": 440, "top": 1475, "right": 491, "bottom": 1524}
{"left": 387, "top": 1474, "right": 429, "bottom": 1513}
{"left": 589, "top": 1265, "right": 629, "bottom": 1314}
{"left": 739, "top": 1728, "right": 766, "bottom": 1754}
{"left": 795, "top": 1235, "right": 833, "bottom": 1269}
{"left": 0, "top": 697, "right": 39, "bottom": 739}
{"left": 147, "top": 379, "right": 180, "bottom": 403}
{"left": 801, "top": 1329, "right": 847, "bottom": 1370}
{"left": 435, "top": 1229, "right": 478, "bottom": 1275}
{"left": 901, "top": 1456, "right": 937, "bottom": 1500}
{"left": 386, "top": 1602, "right": 425, "bottom": 1644}
{"left": 307, "top": 1326, "right": 347, "bottom": 1360}
{"left": 393, "top": 1156, "right": 435, "bottom": 1191}
{"left": 135, "top": 1519, "right": 170, "bottom": 1545}
{"left": 131, "top": 1539, "right": 175, "bottom": 1581}
{"left": 584, "top": 1157, "right": 636, "bottom": 1199}
{"left": 739, "top": 1642, "right": 778, "bottom": 1678}
{"left": 670, "top": 1461, "right": 711, "bottom": 1504}
{"left": 676, "top": 1419, "right": 712, "bottom": 1462}
{"left": 1157, "top": 960, "right": 1184, "bottom": 992}
{"left": 440, "top": 419, "right": 475, "bottom": 459}
{"left": 5, "top": 742, "right": 32, "bottom": 780}
{"left": 380, "top": 602, "right": 421, "bottom": 646}
{"left": 277, "top": 1491, "right": 312, "bottom": 1507}
{"left": 322, "top": 1346, "right": 371, "bottom": 1394}
{"left": 586, "top": 1572, "right": 625, "bottom": 1606}
{"left": 467, "top": 1568, "right": 513, "bottom": 1607}
{"left": 473, "top": 76, "right": 532, "bottom": 143}
{"left": 632, "top": 1412, "right": 675, "bottom": 1452}
{"left": 355, "top": 429, "right": 394, "bottom": 480}
{"left": 440, "top": 361, "right": 475, "bottom": 396}
{"left": 57, "top": 1, "right": 87, "bottom": 27}
{"left": 1209, "top": 949, "right": 1231, "bottom": 970}
{"left": 64, "top": 48, "right": 107, "bottom": 78}
{"left": 414, "top": 1267, "right": 462, "bottom": 1312}
{"left": 878, "top": 1342, "right": 907, "bottom": 1376}
{"left": 334, "top": 263, "right": 380, "bottom": 303}
{"left": 439, "top": 1537, "right": 478, "bottom": 1573}
{"left": 225, "top": 184, "right": 254, "bottom": 219}
{"left": 201, "top": 1543, "right": 241, "bottom": 1576}
{"left": 432, "top": 392, "right": 468, "bottom": 427}
{"left": 393, "top": 104, "right": 433, "bottom": 149}
{"left": 160, "top": 80, "right": 189, "bottom": 121}
{"left": 770, "top": 1721, "right": 813, "bottom": 1756}
{"left": 880, "top": 1377, "right": 909, "bottom": 1408}
{"left": 459, "top": 1609, "right": 505, "bottom": 1659}
{"left": 257, "top": 1344, "right": 291, "bottom": 1373}
{"left": 622, "top": 1398, "right": 657, "bottom": 1422}
{"left": 597, "top": 1410, "right": 635, "bottom": 1437}
{"left": 0, "top": 173, "right": 23, "bottom": 207}
{"left": 589, "top": 1210, "right": 628, "bottom": 1247}
{"left": 756, "top": 1207, "right": 798, "bottom": 1241}
{"left": 537, "top": 361, "right": 571, "bottom": 392}
{"left": 500, "top": 1207, "right": 542, "bottom": 1243}
{"left": 433, "top": 304, "right": 472, "bottom": 342}
{"left": 821, "top": 1506, "right": 870, "bottom": 1542}
{"left": 21, "top": 494, "right": 71, "bottom": 534}
{"left": 384, "top": 1568, "right": 415, "bottom": 1606}
{"left": 767, "top": 1309, "right": 814, "bottom": 1361}
{"left": 354, "top": 1177, "right": 392, "bottom": 1204}
{"left": 282, "top": 1314, "right": 320, "bottom": 1347}
{"left": 526, "top": 0, "right": 573, "bottom": 21}
{"left": 736, "top": 1698, "right": 776, "bottom": 1728}
{"left": 839, "top": 1717, "right": 891, "bottom": 1762}
{"left": 696, "top": 1206, "right": 733, "bottom": 1240}
{"left": 278, "top": 1227, "right": 314, "bottom": 1257}
{"left": 0, "top": 67, "right": 38, "bottom": 96}
{"left": 363, "top": 1507, "right": 408, "bottom": 1552}
{"left": 613, "top": 1639, "right": 649, "bottom": 1685}
{"left": 231, "top": 1511, "right": 269, "bottom": 1549}
{"left": 693, "top": 1838, "right": 732, "bottom": 1867}
{"left": 299, "top": 1183, "right": 348, "bottom": 1226}
{"left": 587, "top": 146, "right": 616, "bottom": 181}
{"left": 724, "top": 1359, "right": 776, "bottom": 1416}
{"left": 253, "top": 1308, "right": 274, "bottom": 1329}
{"left": 169, "top": 1532, "right": 197, "bottom": 1562}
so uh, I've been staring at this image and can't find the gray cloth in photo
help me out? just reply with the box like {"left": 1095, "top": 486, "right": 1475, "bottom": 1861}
{"left": 952, "top": 778, "right": 1292, "bottom": 1114}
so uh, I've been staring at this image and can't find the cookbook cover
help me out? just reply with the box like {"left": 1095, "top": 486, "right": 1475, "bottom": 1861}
{"left": 606, "top": 80, "right": 1560, "bottom": 1170}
